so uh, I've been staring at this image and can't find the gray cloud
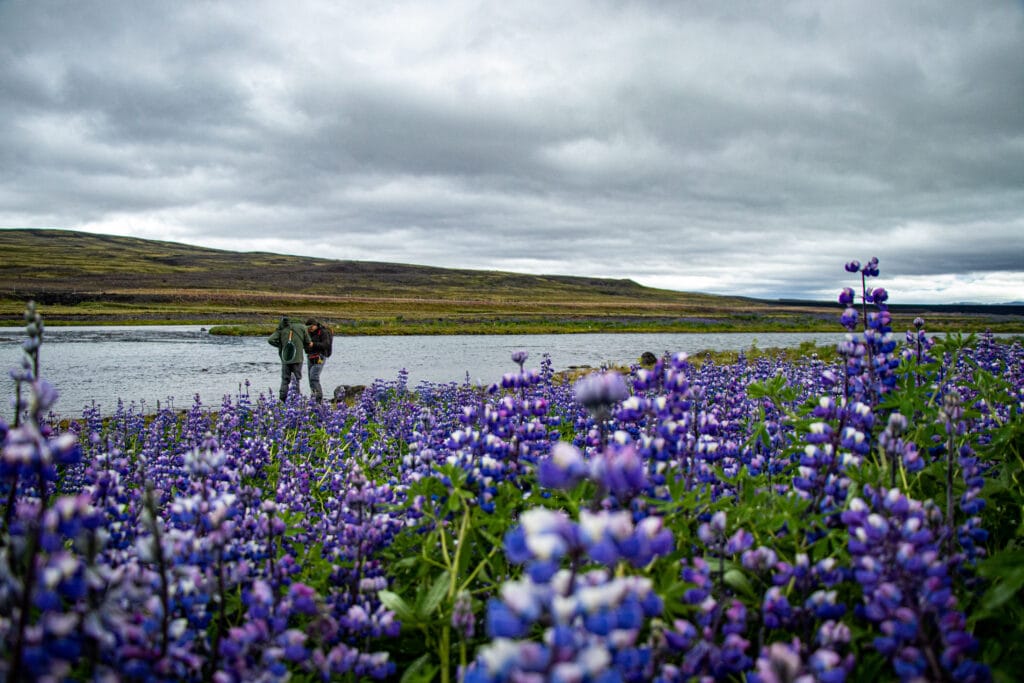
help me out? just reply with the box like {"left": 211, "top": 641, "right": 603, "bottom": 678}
{"left": 1, "top": 0, "right": 1022, "bottom": 303}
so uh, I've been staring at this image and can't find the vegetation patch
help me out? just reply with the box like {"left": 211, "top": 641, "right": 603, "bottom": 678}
{"left": 2, "top": 259, "right": 1023, "bottom": 681}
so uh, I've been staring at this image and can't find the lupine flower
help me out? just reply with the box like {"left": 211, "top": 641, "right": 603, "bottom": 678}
{"left": 839, "top": 308, "right": 858, "bottom": 330}
{"left": 452, "top": 591, "right": 476, "bottom": 639}
{"left": 842, "top": 487, "right": 989, "bottom": 682}
{"left": 537, "top": 442, "right": 589, "bottom": 490}
{"left": 511, "top": 350, "right": 529, "bottom": 370}
{"left": 574, "top": 372, "right": 630, "bottom": 414}
{"left": 589, "top": 442, "right": 648, "bottom": 502}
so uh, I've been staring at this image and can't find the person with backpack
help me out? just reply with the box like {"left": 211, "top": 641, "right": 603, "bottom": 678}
{"left": 305, "top": 318, "right": 333, "bottom": 402}
{"left": 268, "top": 316, "right": 313, "bottom": 401}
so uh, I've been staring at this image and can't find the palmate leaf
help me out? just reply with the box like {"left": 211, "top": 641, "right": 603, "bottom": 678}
{"left": 747, "top": 374, "right": 800, "bottom": 405}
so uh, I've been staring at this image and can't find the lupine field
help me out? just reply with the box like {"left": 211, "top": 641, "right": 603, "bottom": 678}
{"left": 2, "top": 260, "right": 1023, "bottom": 682}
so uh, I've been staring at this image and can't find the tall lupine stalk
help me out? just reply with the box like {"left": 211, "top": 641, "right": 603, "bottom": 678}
{"left": 845, "top": 257, "right": 880, "bottom": 332}
{"left": 839, "top": 260, "right": 900, "bottom": 484}
{"left": 905, "top": 316, "right": 934, "bottom": 389}
{"left": 141, "top": 483, "right": 173, "bottom": 659}
{"left": 1, "top": 303, "right": 84, "bottom": 681}
{"left": 842, "top": 487, "right": 987, "bottom": 681}
{"left": 2, "top": 303, "right": 44, "bottom": 530}
{"left": 939, "top": 391, "right": 965, "bottom": 557}
{"left": 573, "top": 369, "right": 629, "bottom": 451}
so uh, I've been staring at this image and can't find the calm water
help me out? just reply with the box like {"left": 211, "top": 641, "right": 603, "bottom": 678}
{"left": 0, "top": 326, "right": 852, "bottom": 417}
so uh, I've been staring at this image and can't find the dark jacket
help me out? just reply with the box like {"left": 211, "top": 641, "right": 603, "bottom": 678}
{"left": 268, "top": 318, "right": 312, "bottom": 363}
{"left": 308, "top": 324, "right": 331, "bottom": 360}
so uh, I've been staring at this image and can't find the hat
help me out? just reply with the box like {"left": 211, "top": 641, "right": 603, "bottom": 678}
{"left": 305, "top": 318, "right": 317, "bottom": 326}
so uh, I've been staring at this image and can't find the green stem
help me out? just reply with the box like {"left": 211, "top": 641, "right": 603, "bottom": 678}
{"left": 946, "top": 433, "right": 955, "bottom": 557}
{"left": 440, "top": 625, "right": 452, "bottom": 683}
{"left": 445, "top": 507, "right": 473, "bottom": 683}
{"left": 438, "top": 518, "right": 453, "bottom": 571}
{"left": 450, "top": 506, "right": 470, "bottom": 597}
{"left": 457, "top": 544, "right": 500, "bottom": 594}
{"left": 9, "top": 501, "right": 46, "bottom": 682}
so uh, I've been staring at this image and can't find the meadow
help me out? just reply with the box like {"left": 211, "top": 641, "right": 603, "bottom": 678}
{"left": 1, "top": 258, "right": 1022, "bottom": 682}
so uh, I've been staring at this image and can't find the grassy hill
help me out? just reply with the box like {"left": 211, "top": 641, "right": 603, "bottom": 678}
{"left": 1, "top": 228, "right": 1020, "bottom": 334}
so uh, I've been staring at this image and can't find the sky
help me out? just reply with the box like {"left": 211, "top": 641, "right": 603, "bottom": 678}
{"left": 1, "top": 1, "right": 1023, "bottom": 304}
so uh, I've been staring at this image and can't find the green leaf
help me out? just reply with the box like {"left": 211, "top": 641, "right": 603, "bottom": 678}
{"left": 979, "top": 567, "right": 1024, "bottom": 613}
{"left": 475, "top": 528, "right": 501, "bottom": 547}
{"left": 979, "top": 550, "right": 1024, "bottom": 574}
{"left": 723, "top": 568, "right": 755, "bottom": 599}
{"left": 393, "top": 556, "right": 420, "bottom": 570}
{"left": 981, "top": 579, "right": 1024, "bottom": 615}
{"left": 378, "top": 590, "right": 416, "bottom": 624}
{"left": 419, "top": 570, "right": 451, "bottom": 619}
{"left": 400, "top": 654, "right": 438, "bottom": 683}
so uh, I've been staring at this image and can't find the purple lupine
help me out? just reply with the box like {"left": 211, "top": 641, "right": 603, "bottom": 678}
{"left": 842, "top": 487, "right": 989, "bottom": 682}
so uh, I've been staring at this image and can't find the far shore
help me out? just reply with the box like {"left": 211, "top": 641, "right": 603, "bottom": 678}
{"left": 3, "top": 317, "right": 1022, "bottom": 336}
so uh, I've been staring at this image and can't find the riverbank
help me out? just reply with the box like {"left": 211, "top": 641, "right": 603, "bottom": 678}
{"left": 17, "top": 302, "right": 1012, "bottom": 336}
{"left": 206, "top": 317, "right": 842, "bottom": 337}
{"left": 207, "top": 314, "right": 1024, "bottom": 337}
{"left": 8, "top": 315, "right": 1022, "bottom": 335}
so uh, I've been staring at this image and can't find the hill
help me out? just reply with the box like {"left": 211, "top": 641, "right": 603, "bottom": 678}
{"left": 1, "top": 229, "right": 1020, "bottom": 334}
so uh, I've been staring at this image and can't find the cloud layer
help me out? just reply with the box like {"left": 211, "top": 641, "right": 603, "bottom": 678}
{"left": 2, "top": 0, "right": 1022, "bottom": 302}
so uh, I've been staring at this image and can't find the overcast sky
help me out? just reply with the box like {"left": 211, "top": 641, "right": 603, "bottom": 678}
{"left": 2, "top": 1, "right": 1022, "bottom": 303}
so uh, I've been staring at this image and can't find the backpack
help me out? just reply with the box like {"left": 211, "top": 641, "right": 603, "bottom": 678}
{"left": 281, "top": 329, "right": 298, "bottom": 363}
{"left": 319, "top": 321, "right": 334, "bottom": 358}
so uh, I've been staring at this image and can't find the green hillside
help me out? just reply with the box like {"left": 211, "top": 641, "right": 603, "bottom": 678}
{"left": 1, "top": 229, "right": 1020, "bottom": 334}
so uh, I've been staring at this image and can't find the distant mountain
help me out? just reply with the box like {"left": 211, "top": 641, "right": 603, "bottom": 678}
{"left": 0, "top": 228, "right": 794, "bottom": 328}
{"left": 0, "top": 228, "right": 677, "bottom": 301}
{"left": 1, "top": 229, "right": 1020, "bottom": 333}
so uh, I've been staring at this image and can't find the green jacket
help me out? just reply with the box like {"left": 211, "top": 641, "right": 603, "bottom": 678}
{"left": 268, "top": 318, "right": 312, "bottom": 364}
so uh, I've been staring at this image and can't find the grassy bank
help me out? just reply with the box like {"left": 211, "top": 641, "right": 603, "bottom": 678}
{"left": 6, "top": 297, "right": 1016, "bottom": 335}
{"left": 206, "top": 314, "right": 1024, "bottom": 337}
{"left": 205, "top": 315, "right": 844, "bottom": 337}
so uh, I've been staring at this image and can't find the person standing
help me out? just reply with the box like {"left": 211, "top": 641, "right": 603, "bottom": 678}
{"left": 268, "top": 316, "right": 312, "bottom": 401}
{"left": 305, "top": 318, "right": 333, "bottom": 402}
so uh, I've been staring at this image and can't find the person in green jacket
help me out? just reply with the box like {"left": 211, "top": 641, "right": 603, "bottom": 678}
{"left": 268, "top": 316, "right": 313, "bottom": 401}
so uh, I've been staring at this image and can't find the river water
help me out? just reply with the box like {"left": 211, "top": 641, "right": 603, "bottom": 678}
{"left": 0, "top": 326, "right": 853, "bottom": 418}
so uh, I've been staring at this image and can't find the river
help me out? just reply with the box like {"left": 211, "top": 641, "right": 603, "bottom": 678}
{"left": 0, "top": 326, "right": 854, "bottom": 418}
